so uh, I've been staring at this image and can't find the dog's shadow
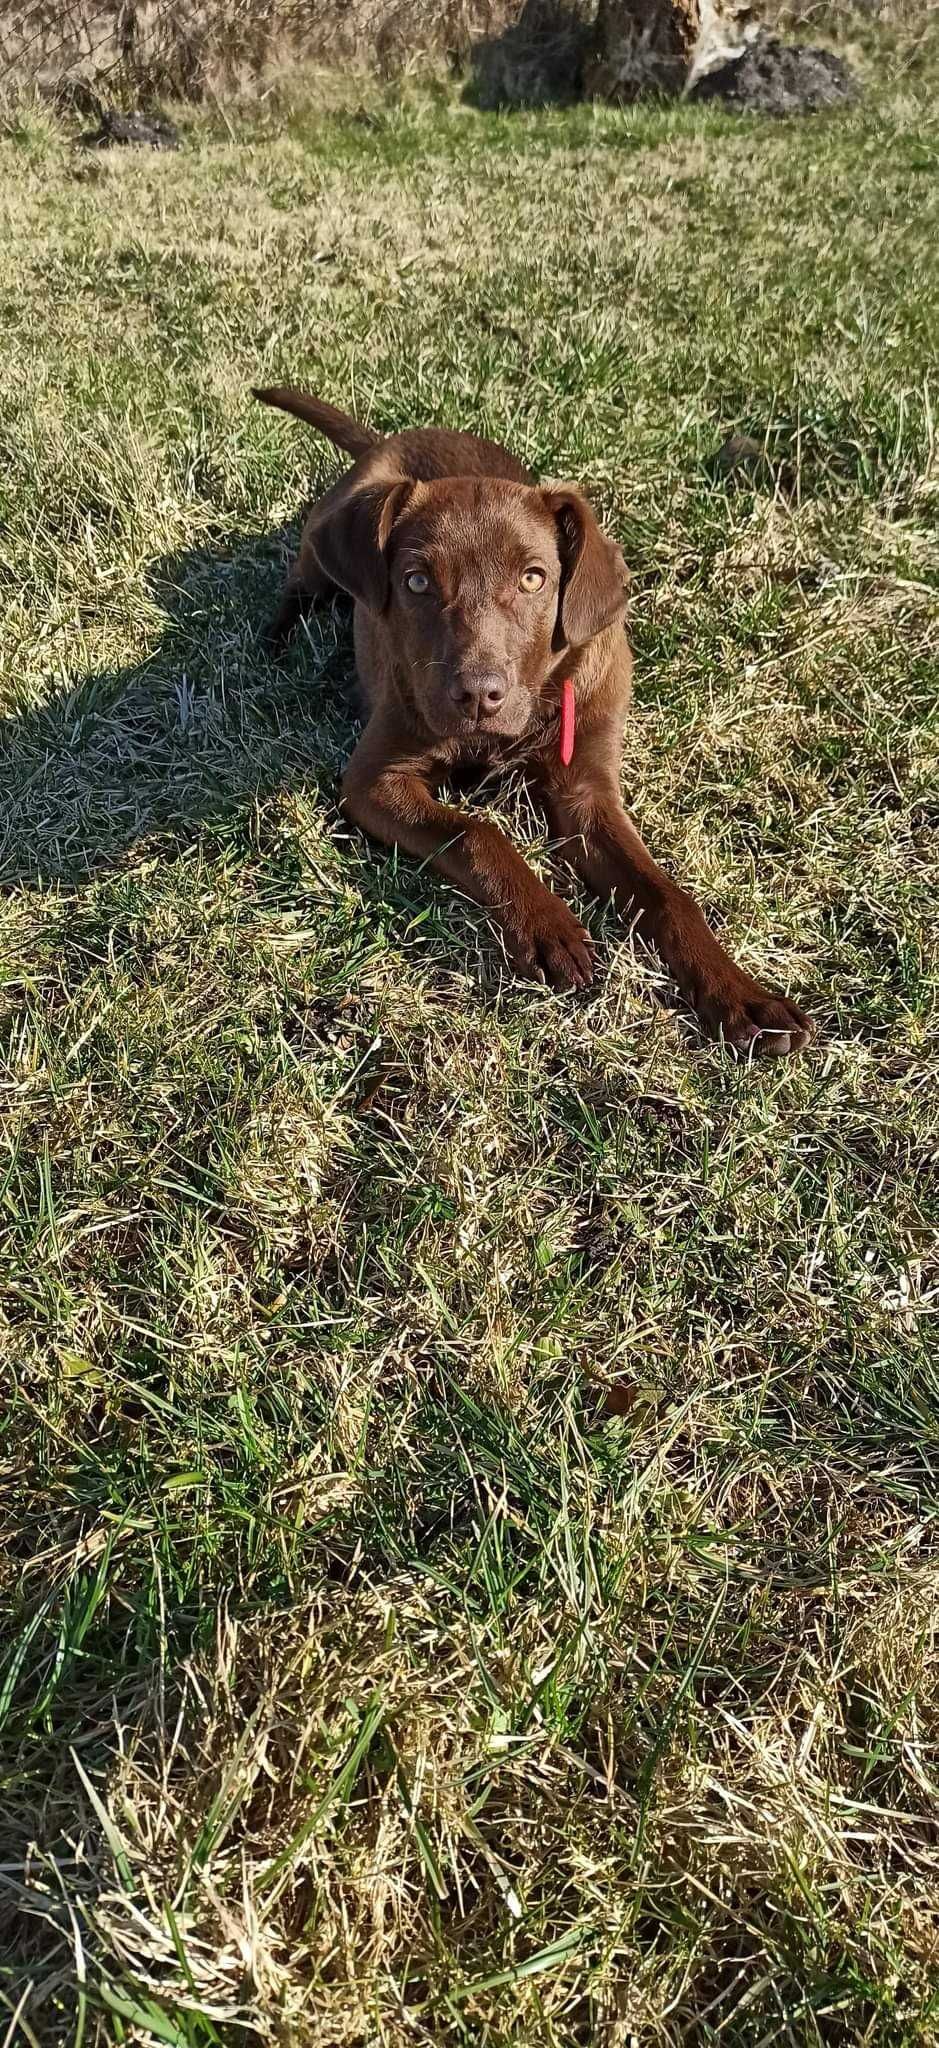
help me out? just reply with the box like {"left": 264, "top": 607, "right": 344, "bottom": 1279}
{"left": 0, "top": 523, "right": 365, "bottom": 893}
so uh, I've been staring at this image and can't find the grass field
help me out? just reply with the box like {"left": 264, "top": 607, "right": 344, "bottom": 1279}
{"left": 1, "top": 40, "right": 938, "bottom": 2046}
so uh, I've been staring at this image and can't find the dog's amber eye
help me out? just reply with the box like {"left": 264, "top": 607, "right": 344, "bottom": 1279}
{"left": 405, "top": 570, "right": 430, "bottom": 594}
{"left": 519, "top": 566, "right": 546, "bottom": 592}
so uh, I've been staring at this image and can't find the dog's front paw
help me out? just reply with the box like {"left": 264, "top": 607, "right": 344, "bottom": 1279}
{"left": 507, "top": 896, "right": 595, "bottom": 992}
{"left": 696, "top": 974, "right": 814, "bottom": 1057}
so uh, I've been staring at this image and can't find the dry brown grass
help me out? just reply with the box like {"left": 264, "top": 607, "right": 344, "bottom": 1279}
{"left": 1, "top": 0, "right": 932, "bottom": 101}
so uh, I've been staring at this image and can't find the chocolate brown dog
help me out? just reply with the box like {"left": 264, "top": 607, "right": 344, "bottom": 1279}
{"left": 254, "top": 386, "right": 813, "bottom": 1055}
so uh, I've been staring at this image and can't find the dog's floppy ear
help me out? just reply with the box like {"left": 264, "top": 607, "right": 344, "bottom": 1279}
{"left": 310, "top": 478, "right": 414, "bottom": 612}
{"left": 542, "top": 486, "right": 629, "bottom": 649}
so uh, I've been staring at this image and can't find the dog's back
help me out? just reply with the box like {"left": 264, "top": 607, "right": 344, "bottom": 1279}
{"left": 253, "top": 385, "right": 531, "bottom": 485}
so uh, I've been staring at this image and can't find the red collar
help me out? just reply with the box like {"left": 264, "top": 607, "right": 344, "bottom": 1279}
{"left": 559, "top": 676, "right": 575, "bottom": 766}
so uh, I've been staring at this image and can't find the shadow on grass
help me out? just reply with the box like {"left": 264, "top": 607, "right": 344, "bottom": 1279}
{"left": 465, "top": 0, "right": 593, "bottom": 110}
{"left": 0, "top": 522, "right": 361, "bottom": 891}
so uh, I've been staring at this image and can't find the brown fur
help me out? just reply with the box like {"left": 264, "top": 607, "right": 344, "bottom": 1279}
{"left": 253, "top": 385, "right": 813, "bottom": 1054}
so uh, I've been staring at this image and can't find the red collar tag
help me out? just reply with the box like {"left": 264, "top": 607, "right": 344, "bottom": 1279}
{"left": 559, "top": 677, "right": 575, "bottom": 766}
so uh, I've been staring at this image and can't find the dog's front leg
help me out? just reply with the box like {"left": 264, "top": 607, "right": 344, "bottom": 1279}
{"left": 544, "top": 750, "right": 813, "bottom": 1055}
{"left": 342, "top": 720, "right": 594, "bottom": 990}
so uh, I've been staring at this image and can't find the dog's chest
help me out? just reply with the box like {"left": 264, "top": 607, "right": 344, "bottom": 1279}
{"left": 436, "top": 731, "right": 540, "bottom": 783}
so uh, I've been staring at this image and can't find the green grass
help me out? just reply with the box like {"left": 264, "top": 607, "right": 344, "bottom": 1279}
{"left": 1, "top": 48, "right": 938, "bottom": 2046}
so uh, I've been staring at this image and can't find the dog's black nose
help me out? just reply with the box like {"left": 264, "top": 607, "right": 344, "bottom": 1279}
{"left": 449, "top": 671, "right": 508, "bottom": 713}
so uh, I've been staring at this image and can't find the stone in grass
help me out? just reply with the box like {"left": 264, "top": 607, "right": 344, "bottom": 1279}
{"left": 710, "top": 431, "right": 794, "bottom": 494}
{"left": 689, "top": 31, "right": 859, "bottom": 115}
{"left": 79, "top": 109, "right": 180, "bottom": 150}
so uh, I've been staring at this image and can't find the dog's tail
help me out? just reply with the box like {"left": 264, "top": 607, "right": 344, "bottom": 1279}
{"left": 252, "top": 385, "right": 380, "bottom": 459}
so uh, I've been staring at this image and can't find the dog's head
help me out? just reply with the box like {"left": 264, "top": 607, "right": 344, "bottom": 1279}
{"left": 311, "top": 475, "right": 628, "bottom": 740}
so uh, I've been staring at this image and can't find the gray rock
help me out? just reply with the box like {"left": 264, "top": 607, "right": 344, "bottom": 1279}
{"left": 79, "top": 109, "right": 180, "bottom": 150}
{"left": 689, "top": 31, "right": 859, "bottom": 114}
{"left": 709, "top": 431, "right": 795, "bottom": 493}
{"left": 713, "top": 431, "right": 771, "bottom": 476}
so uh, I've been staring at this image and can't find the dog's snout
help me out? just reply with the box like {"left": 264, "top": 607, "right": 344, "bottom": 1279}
{"left": 448, "top": 670, "right": 508, "bottom": 714}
